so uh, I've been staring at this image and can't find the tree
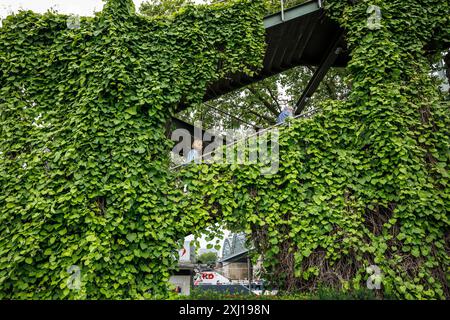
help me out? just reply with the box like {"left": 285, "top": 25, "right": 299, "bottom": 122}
{"left": 139, "top": 0, "right": 193, "bottom": 16}
{"left": 176, "top": 66, "right": 350, "bottom": 130}
{"left": 197, "top": 252, "right": 218, "bottom": 265}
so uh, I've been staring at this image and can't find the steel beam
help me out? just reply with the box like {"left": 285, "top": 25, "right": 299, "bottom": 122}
{"left": 294, "top": 32, "right": 344, "bottom": 115}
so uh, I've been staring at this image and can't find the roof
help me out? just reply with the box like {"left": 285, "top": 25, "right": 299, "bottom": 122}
{"left": 220, "top": 249, "right": 249, "bottom": 263}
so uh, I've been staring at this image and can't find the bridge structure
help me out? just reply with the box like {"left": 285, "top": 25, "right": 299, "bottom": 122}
{"left": 170, "top": 0, "right": 349, "bottom": 137}
{"left": 219, "top": 233, "right": 252, "bottom": 287}
{"left": 221, "top": 232, "right": 249, "bottom": 263}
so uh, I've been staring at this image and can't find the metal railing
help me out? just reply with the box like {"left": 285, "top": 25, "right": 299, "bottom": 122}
{"left": 280, "top": 0, "right": 323, "bottom": 21}
{"left": 170, "top": 108, "right": 318, "bottom": 170}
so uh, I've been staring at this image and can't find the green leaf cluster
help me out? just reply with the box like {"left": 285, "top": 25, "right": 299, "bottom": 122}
{"left": 0, "top": 0, "right": 266, "bottom": 299}
{"left": 176, "top": 0, "right": 450, "bottom": 299}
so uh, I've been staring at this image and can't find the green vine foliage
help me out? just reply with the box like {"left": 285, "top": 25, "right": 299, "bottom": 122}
{"left": 0, "top": 0, "right": 266, "bottom": 299}
{"left": 178, "top": 0, "right": 450, "bottom": 299}
{"left": 1, "top": 0, "right": 449, "bottom": 300}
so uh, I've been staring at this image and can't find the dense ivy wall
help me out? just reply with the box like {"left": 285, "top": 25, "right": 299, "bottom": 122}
{"left": 0, "top": 0, "right": 266, "bottom": 299}
{"left": 179, "top": 0, "right": 450, "bottom": 299}
{"left": 1, "top": 0, "right": 449, "bottom": 300}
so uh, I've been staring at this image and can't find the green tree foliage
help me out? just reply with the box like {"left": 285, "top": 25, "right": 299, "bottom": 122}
{"left": 212, "top": 0, "right": 309, "bottom": 14}
{"left": 197, "top": 251, "right": 218, "bottom": 264}
{"left": 171, "top": 0, "right": 350, "bottom": 130}
{"left": 178, "top": 0, "right": 450, "bottom": 299}
{"left": 177, "top": 66, "right": 350, "bottom": 130}
{"left": 0, "top": 0, "right": 266, "bottom": 299}
{"left": 139, "top": 0, "right": 193, "bottom": 17}
{"left": 138, "top": 0, "right": 309, "bottom": 19}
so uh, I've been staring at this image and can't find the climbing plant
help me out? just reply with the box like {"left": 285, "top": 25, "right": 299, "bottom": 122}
{"left": 178, "top": 0, "right": 450, "bottom": 299}
{"left": 0, "top": 0, "right": 266, "bottom": 299}
{"left": 1, "top": 0, "right": 449, "bottom": 300}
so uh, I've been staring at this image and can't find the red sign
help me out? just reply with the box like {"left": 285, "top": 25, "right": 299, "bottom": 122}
{"left": 201, "top": 273, "right": 215, "bottom": 280}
